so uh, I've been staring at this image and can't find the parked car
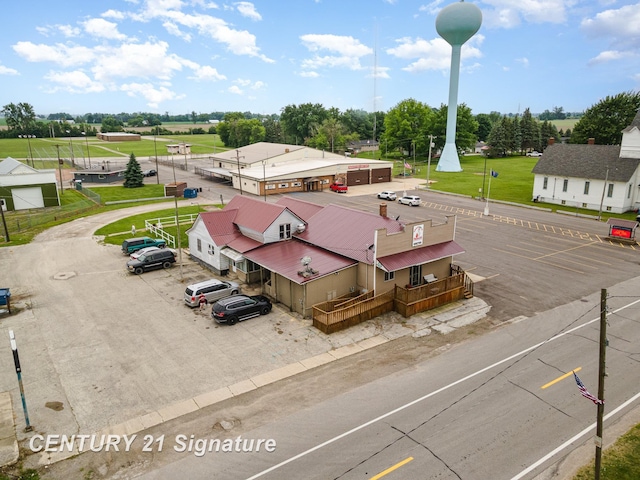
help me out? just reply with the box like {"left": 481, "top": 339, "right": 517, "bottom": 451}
{"left": 126, "top": 249, "right": 175, "bottom": 274}
{"left": 130, "top": 247, "right": 176, "bottom": 260}
{"left": 184, "top": 279, "right": 240, "bottom": 307}
{"left": 211, "top": 295, "right": 272, "bottom": 325}
{"left": 142, "top": 169, "right": 157, "bottom": 177}
{"left": 526, "top": 151, "right": 543, "bottom": 157}
{"left": 122, "top": 237, "right": 166, "bottom": 255}
{"left": 329, "top": 183, "right": 348, "bottom": 193}
{"left": 398, "top": 195, "right": 421, "bottom": 206}
{"left": 377, "top": 191, "right": 397, "bottom": 201}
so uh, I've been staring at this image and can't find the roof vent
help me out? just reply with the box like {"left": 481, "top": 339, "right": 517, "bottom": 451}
{"left": 296, "top": 224, "right": 306, "bottom": 233}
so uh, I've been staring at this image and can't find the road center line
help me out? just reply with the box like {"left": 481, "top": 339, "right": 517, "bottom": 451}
{"left": 541, "top": 367, "right": 581, "bottom": 389}
{"left": 370, "top": 456, "right": 414, "bottom": 480}
{"left": 245, "top": 297, "right": 640, "bottom": 480}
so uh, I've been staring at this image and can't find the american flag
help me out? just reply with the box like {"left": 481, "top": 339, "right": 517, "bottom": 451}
{"left": 404, "top": 162, "right": 412, "bottom": 169}
{"left": 573, "top": 372, "right": 604, "bottom": 405}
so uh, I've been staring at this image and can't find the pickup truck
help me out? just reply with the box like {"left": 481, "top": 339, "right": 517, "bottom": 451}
{"left": 121, "top": 237, "right": 167, "bottom": 255}
{"left": 330, "top": 183, "right": 348, "bottom": 193}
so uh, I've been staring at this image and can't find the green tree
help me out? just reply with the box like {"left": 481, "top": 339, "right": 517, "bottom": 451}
{"left": 101, "top": 116, "right": 124, "bottom": 133}
{"left": 475, "top": 113, "right": 494, "bottom": 142}
{"left": 487, "top": 116, "right": 513, "bottom": 157}
{"left": 570, "top": 91, "right": 640, "bottom": 145}
{"left": 123, "top": 153, "right": 144, "bottom": 188}
{"left": 519, "top": 108, "right": 541, "bottom": 153}
{"left": 263, "top": 118, "right": 283, "bottom": 143}
{"left": 540, "top": 120, "right": 560, "bottom": 146}
{"left": 280, "top": 103, "right": 328, "bottom": 144}
{"left": 381, "top": 98, "right": 434, "bottom": 156}
{"left": 1, "top": 102, "right": 36, "bottom": 133}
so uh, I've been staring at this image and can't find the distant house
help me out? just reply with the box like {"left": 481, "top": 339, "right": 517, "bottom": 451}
{"left": 187, "top": 195, "right": 465, "bottom": 318}
{"left": 347, "top": 140, "right": 379, "bottom": 154}
{"left": 0, "top": 157, "right": 60, "bottom": 211}
{"left": 96, "top": 132, "right": 141, "bottom": 142}
{"left": 531, "top": 110, "right": 640, "bottom": 214}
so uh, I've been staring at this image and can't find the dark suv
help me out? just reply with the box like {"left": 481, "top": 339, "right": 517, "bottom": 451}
{"left": 127, "top": 249, "right": 175, "bottom": 274}
{"left": 211, "top": 295, "right": 272, "bottom": 325}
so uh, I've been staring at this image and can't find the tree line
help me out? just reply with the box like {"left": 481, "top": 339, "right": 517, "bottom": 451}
{"left": 2, "top": 91, "right": 639, "bottom": 158}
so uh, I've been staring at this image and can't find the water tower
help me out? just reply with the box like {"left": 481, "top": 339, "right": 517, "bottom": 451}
{"left": 435, "top": 1, "right": 482, "bottom": 172}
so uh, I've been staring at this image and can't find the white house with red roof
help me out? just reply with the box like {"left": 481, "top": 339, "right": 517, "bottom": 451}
{"left": 187, "top": 194, "right": 465, "bottom": 318}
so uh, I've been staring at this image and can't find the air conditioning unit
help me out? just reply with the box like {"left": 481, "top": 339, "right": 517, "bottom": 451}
{"left": 0, "top": 199, "right": 6, "bottom": 211}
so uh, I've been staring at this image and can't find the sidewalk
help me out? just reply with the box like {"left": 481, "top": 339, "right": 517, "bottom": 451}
{"left": 6, "top": 294, "right": 490, "bottom": 469}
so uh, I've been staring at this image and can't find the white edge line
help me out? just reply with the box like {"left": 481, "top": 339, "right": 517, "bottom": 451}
{"left": 246, "top": 297, "right": 640, "bottom": 480}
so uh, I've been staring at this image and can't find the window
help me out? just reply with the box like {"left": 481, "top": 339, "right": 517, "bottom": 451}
{"left": 291, "top": 182, "right": 301, "bottom": 187}
{"left": 279, "top": 224, "right": 291, "bottom": 239}
{"left": 409, "top": 265, "right": 422, "bottom": 287}
{"left": 266, "top": 184, "right": 276, "bottom": 190}
{"left": 384, "top": 271, "right": 395, "bottom": 282}
{"left": 607, "top": 184, "right": 614, "bottom": 198}
{"left": 584, "top": 181, "right": 590, "bottom": 195}
{"left": 247, "top": 260, "right": 261, "bottom": 272}
{"left": 208, "top": 244, "right": 215, "bottom": 255}
{"left": 197, "top": 238, "right": 202, "bottom": 252}
{"left": 562, "top": 179, "right": 568, "bottom": 192}
{"left": 582, "top": 203, "right": 587, "bottom": 208}
{"left": 628, "top": 184, "right": 632, "bottom": 199}
{"left": 278, "top": 183, "right": 289, "bottom": 189}
{"left": 543, "top": 177, "right": 548, "bottom": 190}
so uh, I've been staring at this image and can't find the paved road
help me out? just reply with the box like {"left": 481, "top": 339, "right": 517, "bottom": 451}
{"left": 3, "top": 161, "right": 640, "bottom": 478}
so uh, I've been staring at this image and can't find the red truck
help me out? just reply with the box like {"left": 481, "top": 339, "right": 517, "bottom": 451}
{"left": 330, "top": 183, "right": 348, "bottom": 193}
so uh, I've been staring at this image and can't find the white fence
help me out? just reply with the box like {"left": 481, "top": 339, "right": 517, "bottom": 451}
{"left": 144, "top": 213, "right": 199, "bottom": 248}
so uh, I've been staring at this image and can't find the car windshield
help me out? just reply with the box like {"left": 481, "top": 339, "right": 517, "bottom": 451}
{"left": 137, "top": 253, "right": 148, "bottom": 261}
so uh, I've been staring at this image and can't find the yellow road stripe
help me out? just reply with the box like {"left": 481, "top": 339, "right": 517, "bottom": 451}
{"left": 542, "top": 367, "right": 581, "bottom": 390}
{"left": 370, "top": 457, "right": 414, "bottom": 480}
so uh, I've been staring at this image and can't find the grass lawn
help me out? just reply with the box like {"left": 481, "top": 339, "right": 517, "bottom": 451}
{"left": 87, "top": 184, "right": 169, "bottom": 202}
{"left": 573, "top": 423, "right": 640, "bottom": 479}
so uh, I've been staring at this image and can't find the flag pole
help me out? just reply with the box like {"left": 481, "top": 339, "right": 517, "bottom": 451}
{"left": 594, "top": 288, "right": 607, "bottom": 480}
{"left": 483, "top": 170, "right": 492, "bottom": 216}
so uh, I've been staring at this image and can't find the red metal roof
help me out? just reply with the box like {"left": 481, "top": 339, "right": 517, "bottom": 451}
{"left": 224, "top": 195, "right": 292, "bottom": 233}
{"left": 199, "top": 210, "right": 242, "bottom": 245}
{"left": 377, "top": 241, "right": 465, "bottom": 272}
{"left": 276, "top": 196, "right": 324, "bottom": 222}
{"left": 295, "top": 204, "right": 404, "bottom": 263}
{"left": 243, "top": 241, "right": 357, "bottom": 285}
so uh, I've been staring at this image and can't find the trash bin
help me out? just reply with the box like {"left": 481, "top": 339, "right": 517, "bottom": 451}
{"left": 75, "top": 180, "right": 83, "bottom": 191}
{"left": 0, "top": 288, "right": 11, "bottom": 314}
{"left": 184, "top": 188, "right": 198, "bottom": 199}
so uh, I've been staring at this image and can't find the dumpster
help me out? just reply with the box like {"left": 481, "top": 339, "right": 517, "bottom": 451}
{"left": 75, "top": 180, "right": 83, "bottom": 191}
{"left": 183, "top": 188, "right": 198, "bottom": 199}
{"left": 0, "top": 288, "right": 11, "bottom": 314}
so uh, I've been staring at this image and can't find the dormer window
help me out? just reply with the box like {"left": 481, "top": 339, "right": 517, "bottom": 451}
{"left": 279, "top": 224, "right": 291, "bottom": 239}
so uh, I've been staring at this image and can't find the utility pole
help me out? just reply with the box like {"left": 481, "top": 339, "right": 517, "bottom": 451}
{"left": 594, "top": 288, "right": 608, "bottom": 480}
{"left": 55, "top": 144, "right": 64, "bottom": 195}
{"left": 235, "top": 149, "right": 244, "bottom": 195}
{"left": 0, "top": 199, "right": 9, "bottom": 242}
{"left": 427, "top": 134, "right": 435, "bottom": 189}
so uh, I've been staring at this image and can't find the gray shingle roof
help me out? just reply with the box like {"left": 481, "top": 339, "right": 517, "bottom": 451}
{"left": 531, "top": 144, "right": 640, "bottom": 182}
{"left": 623, "top": 108, "right": 640, "bottom": 132}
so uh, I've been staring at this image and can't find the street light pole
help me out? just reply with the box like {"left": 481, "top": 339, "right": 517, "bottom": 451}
{"left": 235, "top": 149, "right": 244, "bottom": 195}
{"left": 66, "top": 130, "right": 75, "bottom": 167}
{"left": 426, "top": 134, "right": 435, "bottom": 189}
{"left": 82, "top": 129, "right": 91, "bottom": 169}
{"left": 153, "top": 127, "right": 160, "bottom": 184}
{"left": 262, "top": 160, "right": 267, "bottom": 201}
{"left": 55, "top": 144, "right": 64, "bottom": 195}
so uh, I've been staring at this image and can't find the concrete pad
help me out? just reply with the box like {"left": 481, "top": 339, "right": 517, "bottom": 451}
{"left": 193, "top": 388, "right": 233, "bottom": 409}
{"left": 251, "top": 362, "right": 307, "bottom": 388}
{"left": 228, "top": 379, "right": 257, "bottom": 396}
{"left": 432, "top": 324, "right": 456, "bottom": 334}
{"left": 36, "top": 448, "right": 78, "bottom": 466}
{"left": 99, "top": 417, "right": 145, "bottom": 437}
{"left": 0, "top": 393, "right": 18, "bottom": 467}
{"left": 139, "top": 411, "right": 164, "bottom": 430}
{"left": 157, "top": 399, "right": 199, "bottom": 422}
{"left": 328, "top": 343, "right": 364, "bottom": 360}
{"left": 299, "top": 352, "right": 335, "bottom": 369}
{"left": 356, "top": 336, "right": 388, "bottom": 350}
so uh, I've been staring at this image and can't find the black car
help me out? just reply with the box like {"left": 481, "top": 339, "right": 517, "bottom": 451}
{"left": 142, "top": 169, "right": 157, "bottom": 177}
{"left": 126, "top": 249, "right": 175, "bottom": 274}
{"left": 211, "top": 295, "right": 272, "bottom": 325}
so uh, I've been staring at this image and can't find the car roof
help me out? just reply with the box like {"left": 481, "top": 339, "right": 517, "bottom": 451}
{"left": 187, "top": 279, "right": 224, "bottom": 289}
{"left": 215, "top": 294, "right": 250, "bottom": 305}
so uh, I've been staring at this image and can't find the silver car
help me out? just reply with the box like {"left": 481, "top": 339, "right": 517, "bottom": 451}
{"left": 377, "top": 191, "right": 397, "bottom": 201}
{"left": 398, "top": 195, "right": 421, "bottom": 206}
{"left": 184, "top": 279, "right": 240, "bottom": 307}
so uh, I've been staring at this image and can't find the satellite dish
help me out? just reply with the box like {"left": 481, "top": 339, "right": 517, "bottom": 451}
{"left": 301, "top": 256, "right": 312, "bottom": 266}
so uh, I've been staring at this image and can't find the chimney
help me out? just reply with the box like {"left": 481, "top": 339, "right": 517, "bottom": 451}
{"left": 588, "top": 138, "right": 595, "bottom": 145}
{"left": 548, "top": 137, "right": 555, "bottom": 145}
{"left": 379, "top": 203, "right": 387, "bottom": 218}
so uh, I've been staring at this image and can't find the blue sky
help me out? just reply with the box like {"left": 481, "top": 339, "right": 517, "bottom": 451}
{"left": 1, "top": 0, "right": 638, "bottom": 118}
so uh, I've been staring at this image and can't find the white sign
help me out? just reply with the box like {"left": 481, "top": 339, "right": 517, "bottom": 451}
{"left": 412, "top": 224, "right": 424, "bottom": 247}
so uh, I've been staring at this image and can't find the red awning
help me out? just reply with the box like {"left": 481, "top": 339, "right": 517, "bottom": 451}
{"left": 377, "top": 241, "right": 465, "bottom": 272}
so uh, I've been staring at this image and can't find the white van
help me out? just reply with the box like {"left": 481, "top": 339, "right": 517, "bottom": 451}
{"left": 184, "top": 279, "right": 240, "bottom": 307}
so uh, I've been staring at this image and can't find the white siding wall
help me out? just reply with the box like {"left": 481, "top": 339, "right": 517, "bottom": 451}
{"left": 621, "top": 129, "right": 640, "bottom": 159}
{"left": 187, "top": 219, "right": 224, "bottom": 271}
{"left": 263, "top": 211, "right": 304, "bottom": 243}
{"left": 532, "top": 174, "right": 639, "bottom": 213}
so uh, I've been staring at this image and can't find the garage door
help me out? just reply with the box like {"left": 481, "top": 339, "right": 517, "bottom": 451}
{"left": 347, "top": 170, "right": 370, "bottom": 186}
{"left": 371, "top": 167, "right": 391, "bottom": 184}
{"left": 12, "top": 187, "right": 44, "bottom": 210}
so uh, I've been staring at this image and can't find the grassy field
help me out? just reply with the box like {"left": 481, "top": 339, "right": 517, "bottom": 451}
{"left": 573, "top": 423, "right": 640, "bottom": 479}
{"left": 0, "top": 133, "right": 228, "bottom": 162}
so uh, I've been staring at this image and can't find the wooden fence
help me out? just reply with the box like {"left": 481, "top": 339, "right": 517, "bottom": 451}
{"left": 312, "top": 290, "right": 395, "bottom": 334}
{"left": 311, "top": 267, "right": 473, "bottom": 333}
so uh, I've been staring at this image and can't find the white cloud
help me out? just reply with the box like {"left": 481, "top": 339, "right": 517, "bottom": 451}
{"left": 235, "top": 78, "right": 251, "bottom": 86}
{"left": 387, "top": 35, "right": 483, "bottom": 73}
{"left": 300, "top": 34, "right": 372, "bottom": 71}
{"left": 101, "top": 9, "right": 126, "bottom": 20}
{"left": 298, "top": 70, "right": 319, "bottom": 78}
{"left": 235, "top": 2, "right": 262, "bottom": 21}
{"left": 228, "top": 85, "right": 243, "bottom": 94}
{"left": 187, "top": 65, "right": 226, "bottom": 81}
{"left": 251, "top": 80, "right": 265, "bottom": 90}
{"left": 120, "top": 82, "right": 185, "bottom": 108}
{"left": 12, "top": 42, "right": 96, "bottom": 67}
{"left": 480, "top": 0, "right": 569, "bottom": 28}
{"left": 588, "top": 50, "right": 634, "bottom": 65}
{"left": 91, "top": 41, "right": 183, "bottom": 82}
{"left": 515, "top": 57, "right": 529, "bottom": 68}
{"left": 82, "top": 18, "right": 127, "bottom": 40}
{"left": 43, "top": 70, "right": 106, "bottom": 93}
{"left": 582, "top": 4, "right": 640, "bottom": 46}
{"left": 0, "top": 65, "right": 19, "bottom": 75}
{"left": 163, "top": 21, "right": 192, "bottom": 41}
